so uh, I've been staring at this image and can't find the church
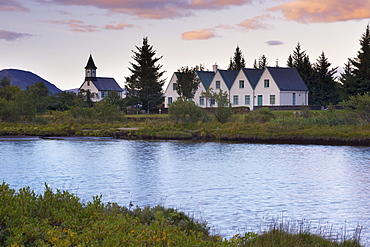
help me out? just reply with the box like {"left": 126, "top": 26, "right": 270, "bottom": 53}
{"left": 79, "top": 54, "right": 123, "bottom": 101}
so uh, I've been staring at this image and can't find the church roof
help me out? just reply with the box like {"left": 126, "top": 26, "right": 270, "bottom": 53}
{"left": 85, "top": 54, "right": 97, "bottom": 69}
{"left": 92, "top": 77, "right": 122, "bottom": 91}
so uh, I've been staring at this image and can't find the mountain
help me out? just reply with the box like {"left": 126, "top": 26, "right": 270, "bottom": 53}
{"left": 0, "top": 69, "right": 62, "bottom": 94}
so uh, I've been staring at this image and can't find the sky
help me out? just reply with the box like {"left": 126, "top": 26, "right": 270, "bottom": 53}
{"left": 1, "top": 0, "right": 370, "bottom": 91}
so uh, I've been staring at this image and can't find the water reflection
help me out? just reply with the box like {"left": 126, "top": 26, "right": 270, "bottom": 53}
{"left": 0, "top": 138, "right": 369, "bottom": 244}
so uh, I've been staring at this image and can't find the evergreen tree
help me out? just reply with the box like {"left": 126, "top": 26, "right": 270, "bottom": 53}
{"left": 0, "top": 77, "right": 11, "bottom": 87}
{"left": 311, "top": 52, "right": 339, "bottom": 105}
{"left": 287, "top": 43, "right": 314, "bottom": 101}
{"left": 125, "top": 37, "right": 165, "bottom": 112}
{"left": 258, "top": 55, "right": 268, "bottom": 69}
{"left": 341, "top": 24, "right": 370, "bottom": 97}
{"left": 176, "top": 66, "right": 201, "bottom": 100}
{"left": 228, "top": 45, "right": 246, "bottom": 70}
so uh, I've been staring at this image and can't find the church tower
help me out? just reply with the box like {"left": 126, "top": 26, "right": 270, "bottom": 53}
{"left": 85, "top": 54, "right": 97, "bottom": 81}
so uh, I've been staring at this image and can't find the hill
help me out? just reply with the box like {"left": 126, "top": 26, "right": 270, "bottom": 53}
{"left": 0, "top": 69, "right": 62, "bottom": 94}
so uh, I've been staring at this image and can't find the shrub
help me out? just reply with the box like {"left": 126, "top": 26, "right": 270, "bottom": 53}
{"left": 169, "top": 98, "right": 208, "bottom": 124}
{"left": 245, "top": 107, "right": 276, "bottom": 123}
{"left": 341, "top": 93, "right": 370, "bottom": 124}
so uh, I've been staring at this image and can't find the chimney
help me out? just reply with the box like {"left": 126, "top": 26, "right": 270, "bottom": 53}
{"left": 212, "top": 64, "right": 218, "bottom": 72}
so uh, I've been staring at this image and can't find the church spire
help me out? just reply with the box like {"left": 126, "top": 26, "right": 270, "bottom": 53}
{"left": 85, "top": 54, "right": 97, "bottom": 80}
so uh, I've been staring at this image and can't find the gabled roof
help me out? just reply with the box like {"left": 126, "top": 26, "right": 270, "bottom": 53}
{"left": 267, "top": 67, "right": 308, "bottom": 91}
{"left": 196, "top": 71, "right": 215, "bottom": 88}
{"left": 241, "top": 68, "right": 263, "bottom": 89}
{"left": 219, "top": 70, "right": 239, "bottom": 90}
{"left": 92, "top": 77, "right": 122, "bottom": 91}
{"left": 85, "top": 54, "right": 97, "bottom": 69}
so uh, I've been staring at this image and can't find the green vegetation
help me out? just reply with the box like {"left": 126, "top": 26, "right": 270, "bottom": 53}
{"left": 0, "top": 183, "right": 363, "bottom": 246}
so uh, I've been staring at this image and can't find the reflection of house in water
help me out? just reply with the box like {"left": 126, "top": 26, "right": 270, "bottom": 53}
{"left": 79, "top": 54, "right": 123, "bottom": 102}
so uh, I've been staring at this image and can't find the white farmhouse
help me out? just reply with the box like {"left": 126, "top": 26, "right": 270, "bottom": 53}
{"left": 164, "top": 66, "right": 309, "bottom": 110}
{"left": 79, "top": 54, "right": 123, "bottom": 102}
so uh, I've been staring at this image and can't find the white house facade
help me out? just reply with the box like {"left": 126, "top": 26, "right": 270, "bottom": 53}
{"left": 79, "top": 54, "right": 123, "bottom": 102}
{"left": 164, "top": 66, "right": 309, "bottom": 110}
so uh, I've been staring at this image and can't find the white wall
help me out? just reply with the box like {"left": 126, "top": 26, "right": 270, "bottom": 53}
{"left": 229, "top": 70, "right": 254, "bottom": 110}
{"left": 79, "top": 80, "right": 100, "bottom": 102}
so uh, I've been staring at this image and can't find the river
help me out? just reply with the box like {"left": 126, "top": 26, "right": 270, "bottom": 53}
{"left": 1, "top": 137, "right": 369, "bottom": 245}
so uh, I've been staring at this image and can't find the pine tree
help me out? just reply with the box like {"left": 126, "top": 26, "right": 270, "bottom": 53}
{"left": 287, "top": 43, "right": 314, "bottom": 101}
{"left": 311, "top": 52, "right": 339, "bottom": 105}
{"left": 228, "top": 45, "right": 246, "bottom": 70}
{"left": 125, "top": 37, "right": 165, "bottom": 112}
{"left": 342, "top": 24, "right": 370, "bottom": 97}
{"left": 258, "top": 55, "right": 268, "bottom": 69}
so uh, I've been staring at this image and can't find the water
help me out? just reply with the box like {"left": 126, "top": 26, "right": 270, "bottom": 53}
{"left": 1, "top": 137, "right": 370, "bottom": 244}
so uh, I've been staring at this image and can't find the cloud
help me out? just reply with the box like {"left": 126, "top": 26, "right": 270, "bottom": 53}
{"left": 237, "top": 15, "right": 272, "bottom": 30}
{"left": 269, "top": 0, "right": 370, "bottom": 23}
{"left": 182, "top": 28, "right": 216, "bottom": 40}
{"left": 0, "top": 29, "right": 32, "bottom": 41}
{"left": 37, "top": 0, "right": 255, "bottom": 19}
{"left": 104, "top": 23, "right": 134, "bottom": 30}
{"left": 265, "top": 40, "right": 283, "bottom": 46}
{"left": 0, "top": 0, "right": 29, "bottom": 12}
{"left": 45, "top": 19, "right": 99, "bottom": 32}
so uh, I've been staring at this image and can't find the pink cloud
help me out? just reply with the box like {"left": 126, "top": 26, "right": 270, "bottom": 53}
{"left": 0, "top": 0, "right": 29, "bottom": 12}
{"left": 237, "top": 15, "right": 272, "bottom": 30}
{"left": 37, "top": 0, "right": 255, "bottom": 19}
{"left": 269, "top": 0, "right": 370, "bottom": 23}
{"left": 104, "top": 23, "right": 134, "bottom": 30}
{"left": 0, "top": 29, "right": 31, "bottom": 41}
{"left": 45, "top": 19, "right": 99, "bottom": 32}
{"left": 182, "top": 28, "right": 216, "bottom": 40}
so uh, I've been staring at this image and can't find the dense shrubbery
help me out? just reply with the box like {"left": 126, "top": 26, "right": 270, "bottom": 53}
{"left": 0, "top": 183, "right": 363, "bottom": 246}
{"left": 168, "top": 98, "right": 209, "bottom": 124}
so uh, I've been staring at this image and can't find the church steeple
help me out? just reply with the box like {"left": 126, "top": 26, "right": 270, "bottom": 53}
{"left": 85, "top": 54, "right": 97, "bottom": 80}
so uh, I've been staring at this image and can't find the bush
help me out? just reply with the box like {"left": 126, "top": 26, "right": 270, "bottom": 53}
{"left": 169, "top": 98, "right": 208, "bottom": 124}
{"left": 341, "top": 93, "right": 370, "bottom": 124}
{"left": 245, "top": 107, "right": 276, "bottom": 123}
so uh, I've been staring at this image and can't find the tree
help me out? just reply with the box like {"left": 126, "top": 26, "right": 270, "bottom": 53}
{"left": 341, "top": 24, "right": 370, "bottom": 97}
{"left": 78, "top": 89, "right": 98, "bottom": 107}
{"left": 175, "top": 66, "right": 201, "bottom": 100}
{"left": 26, "top": 82, "right": 50, "bottom": 113}
{"left": 125, "top": 37, "right": 165, "bottom": 112}
{"left": 341, "top": 93, "right": 370, "bottom": 124}
{"left": 0, "top": 77, "right": 11, "bottom": 87}
{"left": 287, "top": 43, "right": 314, "bottom": 100}
{"left": 212, "top": 89, "right": 233, "bottom": 123}
{"left": 310, "top": 52, "right": 339, "bottom": 105}
{"left": 254, "top": 55, "right": 268, "bottom": 69}
{"left": 228, "top": 45, "right": 246, "bottom": 70}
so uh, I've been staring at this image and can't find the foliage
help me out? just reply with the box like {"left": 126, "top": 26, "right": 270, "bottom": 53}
{"left": 311, "top": 52, "right": 340, "bottom": 105}
{"left": 78, "top": 89, "right": 98, "bottom": 107}
{"left": 245, "top": 107, "right": 276, "bottom": 123}
{"left": 175, "top": 66, "right": 201, "bottom": 100}
{"left": 95, "top": 100, "right": 125, "bottom": 122}
{"left": 341, "top": 93, "right": 370, "bottom": 124}
{"left": 253, "top": 55, "right": 268, "bottom": 69}
{"left": 102, "top": 91, "right": 126, "bottom": 110}
{"left": 228, "top": 45, "right": 246, "bottom": 70}
{"left": 212, "top": 89, "right": 233, "bottom": 123}
{"left": 26, "top": 81, "right": 50, "bottom": 113}
{"left": 169, "top": 98, "right": 208, "bottom": 124}
{"left": 48, "top": 91, "right": 78, "bottom": 111}
{"left": 0, "top": 76, "right": 11, "bottom": 87}
{"left": 125, "top": 37, "right": 165, "bottom": 111}
{"left": 341, "top": 24, "right": 370, "bottom": 97}
{"left": 0, "top": 183, "right": 234, "bottom": 246}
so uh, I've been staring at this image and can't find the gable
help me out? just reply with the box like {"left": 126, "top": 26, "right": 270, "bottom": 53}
{"left": 219, "top": 70, "right": 239, "bottom": 90}
{"left": 242, "top": 68, "right": 263, "bottom": 89}
{"left": 196, "top": 71, "right": 215, "bottom": 88}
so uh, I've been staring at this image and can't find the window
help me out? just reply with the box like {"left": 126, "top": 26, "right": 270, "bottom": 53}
{"left": 292, "top": 93, "right": 296, "bottom": 106}
{"left": 239, "top": 80, "right": 244, "bottom": 89}
{"left": 101, "top": 91, "right": 108, "bottom": 98}
{"left": 245, "top": 95, "right": 250, "bottom": 105}
{"left": 264, "top": 79, "right": 269, "bottom": 88}
{"left": 199, "top": 96, "right": 204, "bottom": 106}
{"left": 188, "top": 98, "right": 193, "bottom": 102}
{"left": 173, "top": 83, "right": 177, "bottom": 91}
{"left": 168, "top": 97, "right": 173, "bottom": 105}
{"left": 233, "top": 95, "right": 239, "bottom": 105}
{"left": 87, "top": 81, "right": 90, "bottom": 86}
{"left": 270, "top": 95, "right": 276, "bottom": 105}
{"left": 216, "top": 81, "right": 220, "bottom": 89}
{"left": 210, "top": 98, "right": 215, "bottom": 106}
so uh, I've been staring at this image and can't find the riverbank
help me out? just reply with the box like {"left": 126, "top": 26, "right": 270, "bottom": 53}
{"left": 0, "top": 121, "right": 369, "bottom": 146}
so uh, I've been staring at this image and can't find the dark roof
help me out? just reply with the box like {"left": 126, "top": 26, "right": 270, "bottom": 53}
{"left": 93, "top": 77, "right": 122, "bottom": 91}
{"left": 267, "top": 67, "right": 308, "bottom": 91}
{"left": 85, "top": 54, "right": 97, "bottom": 69}
{"left": 196, "top": 71, "right": 215, "bottom": 88}
{"left": 242, "top": 68, "right": 263, "bottom": 89}
{"left": 219, "top": 70, "right": 239, "bottom": 90}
